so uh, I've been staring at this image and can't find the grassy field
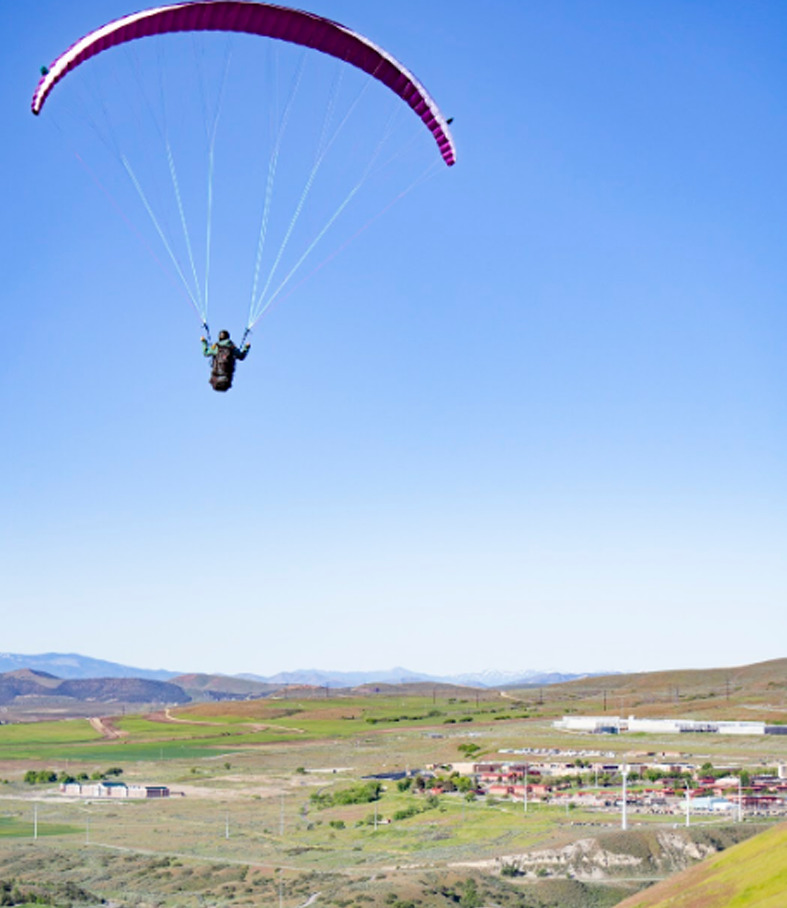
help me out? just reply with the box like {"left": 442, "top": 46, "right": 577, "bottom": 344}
{"left": 0, "top": 815, "right": 79, "bottom": 838}
{"left": 0, "top": 674, "right": 785, "bottom": 905}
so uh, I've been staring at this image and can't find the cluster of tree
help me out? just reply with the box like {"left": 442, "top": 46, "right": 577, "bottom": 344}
{"left": 457, "top": 743, "right": 481, "bottom": 756}
{"left": 309, "top": 781, "right": 382, "bottom": 809}
{"left": 24, "top": 766, "right": 123, "bottom": 785}
{"left": 383, "top": 897, "right": 416, "bottom": 908}
{"left": 392, "top": 795, "right": 439, "bottom": 821}
{"left": 365, "top": 710, "right": 443, "bottom": 725}
{"left": 698, "top": 762, "right": 756, "bottom": 785}
{"left": 0, "top": 879, "right": 100, "bottom": 907}
{"left": 0, "top": 882, "right": 38, "bottom": 907}
{"left": 397, "top": 772, "right": 474, "bottom": 794}
{"left": 430, "top": 879, "right": 483, "bottom": 907}
{"left": 500, "top": 862, "right": 523, "bottom": 878}
{"left": 545, "top": 764, "right": 761, "bottom": 790}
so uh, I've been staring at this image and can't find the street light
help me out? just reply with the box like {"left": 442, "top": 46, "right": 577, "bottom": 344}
{"left": 621, "top": 765, "right": 629, "bottom": 831}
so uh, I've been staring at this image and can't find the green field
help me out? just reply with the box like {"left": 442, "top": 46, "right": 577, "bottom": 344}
{"left": 0, "top": 682, "right": 784, "bottom": 906}
{"left": 0, "top": 815, "right": 79, "bottom": 838}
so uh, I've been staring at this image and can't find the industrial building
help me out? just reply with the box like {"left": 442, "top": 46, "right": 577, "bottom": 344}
{"left": 553, "top": 716, "right": 786, "bottom": 735}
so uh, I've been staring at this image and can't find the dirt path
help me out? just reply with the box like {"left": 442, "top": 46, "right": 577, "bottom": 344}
{"left": 146, "top": 708, "right": 306, "bottom": 734}
{"left": 88, "top": 716, "right": 127, "bottom": 739}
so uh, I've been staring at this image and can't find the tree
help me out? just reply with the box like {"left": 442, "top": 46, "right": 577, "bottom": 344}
{"left": 457, "top": 743, "right": 481, "bottom": 756}
{"left": 460, "top": 878, "right": 482, "bottom": 908}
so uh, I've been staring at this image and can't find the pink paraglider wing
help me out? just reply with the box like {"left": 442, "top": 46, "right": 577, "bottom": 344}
{"left": 32, "top": 1, "right": 456, "bottom": 166}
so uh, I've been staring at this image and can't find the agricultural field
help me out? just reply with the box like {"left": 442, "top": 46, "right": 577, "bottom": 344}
{"left": 0, "top": 677, "right": 785, "bottom": 906}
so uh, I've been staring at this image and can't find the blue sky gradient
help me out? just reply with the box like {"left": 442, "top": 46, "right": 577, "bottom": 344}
{"left": 1, "top": 0, "right": 785, "bottom": 676}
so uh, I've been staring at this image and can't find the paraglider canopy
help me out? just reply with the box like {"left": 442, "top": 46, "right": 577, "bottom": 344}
{"left": 31, "top": 0, "right": 456, "bottom": 166}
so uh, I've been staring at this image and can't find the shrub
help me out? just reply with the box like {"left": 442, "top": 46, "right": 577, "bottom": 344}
{"left": 393, "top": 805, "right": 421, "bottom": 821}
{"left": 310, "top": 782, "right": 382, "bottom": 809}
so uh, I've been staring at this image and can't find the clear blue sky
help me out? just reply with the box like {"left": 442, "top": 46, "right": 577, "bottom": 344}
{"left": 1, "top": 0, "right": 785, "bottom": 677}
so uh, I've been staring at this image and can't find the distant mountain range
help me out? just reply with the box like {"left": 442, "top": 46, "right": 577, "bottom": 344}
{"left": 0, "top": 653, "right": 595, "bottom": 689}
{"left": 239, "top": 667, "right": 593, "bottom": 688}
{"left": 0, "top": 652, "right": 179, "bottom": 681}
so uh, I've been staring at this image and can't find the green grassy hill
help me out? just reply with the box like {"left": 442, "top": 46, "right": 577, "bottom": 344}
{"left": 617, "top": 822, "right": 787, "bottom": 908}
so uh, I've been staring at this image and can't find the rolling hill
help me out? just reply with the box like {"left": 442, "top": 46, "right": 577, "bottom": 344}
{"left": 513, "top": 657, "right": 787, "bottom": 722}
{"left": 616, "top": 821, "right": 787, "bottom": 908}
{"left": 0, "top": 669, "right": 189, "bottom": 705}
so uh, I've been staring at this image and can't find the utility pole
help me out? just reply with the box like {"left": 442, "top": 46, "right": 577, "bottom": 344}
{"left": 523, "top": 764, "right": 528, "bottom": 814}
{"left": 685, "top": 782, "right": 691, "bottom": 828}
{"left": 738, "top": 776, "right": 743, "bottom": 823}
{"left": 33, "top": 804, "right": 38, "bottom": 841}
{"left": 225, "top": 811, "right": 230, "bottom": 839}
{"left": 621, "top": 765, "right": 629, "bottom": 831}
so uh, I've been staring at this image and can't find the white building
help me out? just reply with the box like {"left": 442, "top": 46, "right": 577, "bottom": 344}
{"left": 553, "top": 716, "right": 767, "bottom": 736}
{"left": 60, "top": 781, "right": 169, "bottom": 798}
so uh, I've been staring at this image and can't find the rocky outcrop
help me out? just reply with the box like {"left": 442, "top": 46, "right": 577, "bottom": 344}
{"left": 453, "top": 825, "right": 763, "bottom": 881}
